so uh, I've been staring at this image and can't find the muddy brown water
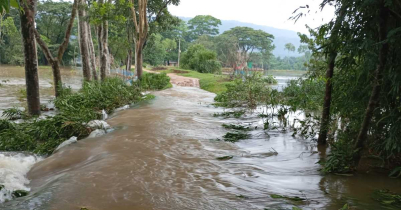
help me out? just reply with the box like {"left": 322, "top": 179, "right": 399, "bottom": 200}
{"left": 0, "top": 65, "right": 82, "bottom": 116}
{"left": 1, "top": 67, "right": 400, "bottom": 209}
{"left": 1, "top": 86, "right": 400, "bottom": 210}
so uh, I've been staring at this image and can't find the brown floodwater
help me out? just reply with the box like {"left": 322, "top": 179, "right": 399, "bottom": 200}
{"left": 1, "top": 85, "right": 400, "bottom": 210}
{"left": 0, "top": 65, "right": 82, "bottom": 115}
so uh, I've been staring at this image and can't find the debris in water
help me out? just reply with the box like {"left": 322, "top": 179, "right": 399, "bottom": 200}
{"left": 222, "top": 123, "right": 251, "bottom": 131}
{"left": 87, "top": 120, "right": 110, "bottom": 130}
{"left": 372, "top": 189, "right": 401, "bottom": 207}
{"left": 12, "top": 190, "right": 28, "bottom": 198}
{"left": 115, "top": 105, "right": 130, "bottom": 112}
{"left": 88, "top": 129, "right": 106, "bottom": 138}
{"left": 55, "top": 136, "right": 78, "bottom": 152}
{"left": 223, "top": 132, "right": 250, "bottom": 143}
{"left": 216, "top": 155, "right": 233, "bottom": 160}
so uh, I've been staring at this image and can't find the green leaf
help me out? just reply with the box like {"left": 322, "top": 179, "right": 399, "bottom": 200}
{"left": 10, "top": 0, "right": 19, "bottom": 8}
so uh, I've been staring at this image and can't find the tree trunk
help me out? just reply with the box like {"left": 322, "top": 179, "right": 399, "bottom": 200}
{"left": 354, "top": 3, "right": 390, "bottom": 164}
{"left": 316, "top": 8, "right": 346, "bottom": 145}
{"left": 97, "top": 24, "right": 106, "bottom": 80}
{"left": 130, "top": 0, "right": 149, "bottom": 80}
{"left": 20, "top": 0, "right": 40, "bottom": 116}
{"left": 87, "top": 23, "right": 98, "bottom": 80}
{"left": 126, "top": 49, "right": 132, "bottom": 72}
{"left": 135, "top": 40, "right": 144, "bottom": 79}
{"left": 78, "top": 0, "right": 91, "bottom": 81}
{"left": 317, "top": 52, "right": 337, "bottom": 145}
{"left": 102, "top": 17, "right": 110, "bottom": 75}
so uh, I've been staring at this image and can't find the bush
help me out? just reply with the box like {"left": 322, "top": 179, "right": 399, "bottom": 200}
{"left": 214, "top": 73, "right": 272, "bottom": 109}
{"left": 181, "top": 44, "right": 221, "bottom": 74}
{"left": 0, "top": 78, "right": 143, "bottom": 155}
{"left": 282, "top": 77, "right": 325, "bottom": 111}
{"left": 138, "top": 72, "right": 171, "bottom": 90}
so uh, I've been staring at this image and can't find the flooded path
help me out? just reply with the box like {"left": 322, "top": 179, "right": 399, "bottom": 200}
{"left": 1, "top": 69, "right": 400, "bottom": 209}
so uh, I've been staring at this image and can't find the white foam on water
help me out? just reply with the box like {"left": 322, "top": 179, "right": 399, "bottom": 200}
{"left": 0, "top": 153, "right": 42, "bottom": 203}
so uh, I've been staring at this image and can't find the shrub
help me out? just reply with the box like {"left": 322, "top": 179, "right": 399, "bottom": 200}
{"left": 138, "top": 72, "right": 171, "bottom": 90}
{"left": 181, "top": 44, "right": 221, "bottom": 74}
{"left": 0, "top": 78, "right": 143, "bottom": 155}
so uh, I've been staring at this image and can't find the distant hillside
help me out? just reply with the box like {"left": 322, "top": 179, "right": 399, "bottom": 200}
{"left": 180, "top": 17, "right": 301, "bottom": 57}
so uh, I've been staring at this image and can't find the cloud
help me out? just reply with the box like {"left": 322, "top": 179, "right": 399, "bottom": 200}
{"left": 168, "top": 0, "right": 335, "bottom": 33}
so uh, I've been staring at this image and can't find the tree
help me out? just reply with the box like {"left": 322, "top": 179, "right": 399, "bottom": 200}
{"left": 222, "top": 27, "right": 274, "bottom": 70}
{"left": 35, "top": 0, "right": 77, "bottom": 66}
{"left": 0, "top": 16, "right": 23, "bottom": 65}
{"left": 143, "top": 33, "right": 167, "bottom": 66}
{"left": 187, "top": 15, "right": 221, "bottom": 41}
{"left": 34, "top": 0, "right": 78, "bottom": 96}
{"left": 181, "top": 44, "right": 221, "bottom": 73}
{"left": 354, "top": 1, "right": 390, "bottom": 163}
{"left": 78, "top": 0, "right": 91, "bottom": 81}
{"left": 316, "top": 8, "right": 346, "bottom": 145}
{"left": 19, "top": 0, "right": 41, "bottom": 115}
{"left": 130, "top": 0, "right": 180, "bottom": 79}
{"left": 214, "top": 34, "right": 238, "bottom": 69}
{"left": 284, "top": 43, "right": 295, "bottom": 53}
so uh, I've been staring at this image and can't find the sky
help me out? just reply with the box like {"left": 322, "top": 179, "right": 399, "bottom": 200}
{"left": 168, "top": 0, "right": 336, "bottom": 33}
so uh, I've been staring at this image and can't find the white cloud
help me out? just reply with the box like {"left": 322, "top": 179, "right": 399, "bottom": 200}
{"left": 168, "top": 0, "right": 335, "bottom": 33}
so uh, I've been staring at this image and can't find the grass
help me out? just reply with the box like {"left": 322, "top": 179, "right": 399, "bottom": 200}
{"left": 158, "top": 68, "right": 233, "bottom": 94}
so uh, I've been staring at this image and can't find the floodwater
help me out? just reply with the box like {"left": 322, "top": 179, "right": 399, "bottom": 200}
{"left": 1, "top": 85, "right": 400, "bottom": 210}
{"left": 0, "top": 65, "right": 82, "bottom": 116}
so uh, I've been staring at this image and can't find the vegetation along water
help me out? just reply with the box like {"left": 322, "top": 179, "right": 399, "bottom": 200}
{"left": 0, "top": 0, "right": 400, "bottom": 209}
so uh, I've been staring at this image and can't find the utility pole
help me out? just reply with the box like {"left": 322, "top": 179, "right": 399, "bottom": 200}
{"left": 178, "top": 38, "right": 181, "bottom": 68}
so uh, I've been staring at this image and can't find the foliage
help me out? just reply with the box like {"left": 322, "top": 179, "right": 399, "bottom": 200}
{"left": 35, "top": 0, "right": 78, "bottom": 65}
{"left": 143, "top": 33, "right": 177, "bottom": 66}
{"left": 138, "top": 72, "right": 171, "bottom": 90}
{"left": 222, "top": 27, "right": 274, "bottom": 70}
{"left": 213, "top": 111, "right": 245, "bottom": 118}
{"left": 322, "top": 140, "right": 355, "bottom": 174}
{"left": 263, "top": 75, "right": 278, "bottom": 84}
{"left": 222, "top": 124, "right": 251, "bottom": 131}
{"left": 372, "top": 190, "right": 401, "bottom": 208}
{"left": 187, "top": 15, "right": 221, "bottom": 41}
{"left": 222, "top": 132, "right": 250, "bottom": 143}
{"left": 0, "top": 16, "right": 23, "bottom": 65}
{"left": 282, "top": 77, "right": 325, "bottom": 111}
{"left": 0, "top": 78, "right": 143, "bottom": 155}
{"left": 1, "top": 107, "right": 26, "bottom": 120}
{"left": 215, "top": 73, "right": 272, "bottom": 109}
{"left": 180, "top": 44, "right": 221, "bottom": 73}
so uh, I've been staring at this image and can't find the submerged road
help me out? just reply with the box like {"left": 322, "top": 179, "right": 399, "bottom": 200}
{"left": 2, "top": 82, "right": 401, "bottom": 210}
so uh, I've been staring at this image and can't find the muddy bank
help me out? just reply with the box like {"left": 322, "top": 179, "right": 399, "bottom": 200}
{"left": 1, "top": 86, "right": 400, "bottom": 210}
